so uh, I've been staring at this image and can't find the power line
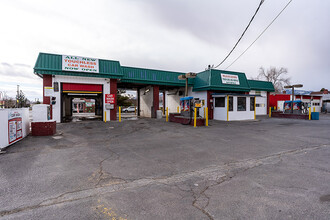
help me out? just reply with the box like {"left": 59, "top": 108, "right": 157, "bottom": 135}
{"left": 214, "top": 0, "right": 265, "bottom": 69}
{"left": 225, "top": 0, "right": 293, "bottom": 70}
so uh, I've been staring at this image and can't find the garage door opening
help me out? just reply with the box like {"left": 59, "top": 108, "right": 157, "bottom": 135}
{"left": 72, "top": 98, "right": 101, "bottom": 121}
{"left": 61, "top": 83, "right": 103, "bottom": 123}
{"left": 117, "top": 88, "right": 138, "bottom": 120}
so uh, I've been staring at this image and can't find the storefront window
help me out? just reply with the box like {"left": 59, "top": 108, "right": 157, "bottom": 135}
{"left": 229, "top": 96, "right": 233, "bottom": 111}
{"left": 215, "top": 97, "right": 225, "bottom": 107}
{"left": 237, "top": 97, "right": 246, "bottom": 111}
{"left": 250, "top": 97, "right": 255, "bottom": 111}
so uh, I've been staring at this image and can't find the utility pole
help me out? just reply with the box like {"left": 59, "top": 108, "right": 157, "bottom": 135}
{"left": 284, "top": 84, "right": 303, "bottom": 113}
{"left": 16, "top": 85, "right": 19, "bottom": 108}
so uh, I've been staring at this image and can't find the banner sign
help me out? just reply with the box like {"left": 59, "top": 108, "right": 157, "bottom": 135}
{"left": 62, "top": 55, "right": 99, "bottom": 73}
{"left": 221, "top": 74, "right": 240, "bottom": 85}
{"left": 8, "top": 111, "right": 22, "bottom": 144}
{"left": 105, "top": 94, "right": 115, "bottom": 104}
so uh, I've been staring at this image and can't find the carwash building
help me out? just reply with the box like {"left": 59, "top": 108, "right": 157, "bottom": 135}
{"left": 34, "top": 52, "right": 274, "bottom": 122}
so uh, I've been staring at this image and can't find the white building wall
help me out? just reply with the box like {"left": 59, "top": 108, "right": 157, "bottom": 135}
{"left": 165, "top": 89, "right": 184, "bottom": 113}
{"left": 0, "top": 108, "right": 30, "bottom": 149}
{"left": 249, "top": 90, "right": 267, "bottom": 115}
{"left": 213, "top": 96, "right": 254, "bottom": 121}
{"left": 139, "top": 87, "right": 153, "bottom": 117}
{"left": 52, "top": 75, "right": 110, "bottom": 122}
{"left": 188, "top": 87, "right": 207, "bottom": 117}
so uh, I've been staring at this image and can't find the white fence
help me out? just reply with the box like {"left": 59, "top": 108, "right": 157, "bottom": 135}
{"left": 0, "top": 108, "right": 30, "bottom": 149}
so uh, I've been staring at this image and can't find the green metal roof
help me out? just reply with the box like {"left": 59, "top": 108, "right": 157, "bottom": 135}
{"left": 34, "top": 53, "right": 190, "bottom": 86}
{"left": 34, "top": 53, "right": 123, "bottom": 79}
{"left": 247, "top": 80, "right": 275, "bottom": 92}
{"left": 34, "top": 52, "right": 274, "bottom": 91}
{"left": 121, "top": 66, "right": 192, "bottom": 86}
{"left": 193, "top": 69, "right": 251, "bottom": 92}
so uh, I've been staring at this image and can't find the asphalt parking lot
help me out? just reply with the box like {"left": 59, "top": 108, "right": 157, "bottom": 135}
{"left": 1, "top": 115, "right": 330, "bottom": 219}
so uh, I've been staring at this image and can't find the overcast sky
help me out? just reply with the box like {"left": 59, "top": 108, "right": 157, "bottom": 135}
{"left": 0, "top": 0, "right": 329, "bottom": 101}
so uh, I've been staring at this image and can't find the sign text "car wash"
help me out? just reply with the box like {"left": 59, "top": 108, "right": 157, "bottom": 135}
{"left": 62, "top": 55, "right": 99, "bottom": 73}
{"left": 221, "top": 73, "right": 240, "bottom": 85}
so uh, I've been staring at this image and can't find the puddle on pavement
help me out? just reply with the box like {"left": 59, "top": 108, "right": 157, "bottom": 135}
{"left": 320, "top": 194, "right": 330, "bottom": 202}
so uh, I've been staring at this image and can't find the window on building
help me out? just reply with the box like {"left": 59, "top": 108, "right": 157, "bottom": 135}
{"left": 215, "top": 97, "right": 225, "bottom": 107}
{"left": 256, "top": 103, "right": 261, "bottom": 107}
{"left": 229, "top": 96, "right": 233, "bottom": 111}
{"left": 237, "top": 97, "right": 246, "bottom": 111}
{"left": 313, "top": 103, "right": 320, "bottom": 106}
{"left": 250, "top": 97, "right": 255, "bottom": 111}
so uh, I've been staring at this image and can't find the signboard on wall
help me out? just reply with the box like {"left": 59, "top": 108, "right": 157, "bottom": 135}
{"left": 105, "top": 94, "right": 115, "bottom": 104}
{"left": 221, "top": 74, "right": 240, "bottom": 85}
{"left": 44, "top": 87, "right": 54, "bottom": 97}
{"left": 62, "top": 55, "right": 99, "bottom": 73}
{"left": 8, "top": 111, "right": 22, "bottom": 144}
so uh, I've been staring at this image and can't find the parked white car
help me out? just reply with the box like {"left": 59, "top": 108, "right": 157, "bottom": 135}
{"left": 122, "top": 106, "right": 136, "bottom": 113}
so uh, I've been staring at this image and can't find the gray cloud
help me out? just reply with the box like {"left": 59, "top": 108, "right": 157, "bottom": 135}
{"left": 0, "top": 0, "right": 329, "bottom": 92}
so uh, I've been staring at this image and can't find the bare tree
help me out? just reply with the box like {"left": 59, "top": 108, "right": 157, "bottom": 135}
{"left": 257, "top": 67, "right": 290, "bottom": 93}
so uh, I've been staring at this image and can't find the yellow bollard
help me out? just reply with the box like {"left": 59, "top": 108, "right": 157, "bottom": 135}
{"left": 205, "top": 107, "right": 208, "bottom": 127}
{"left": 275, "top": 106, "right": 277, "bottom": 110}
{"left": 166, "top": 107, "right": 168, "bottom": 122}
{"left": 309, "top": 107, "right": 311, "bottom": 120}
{"left": 269, "top": 107, "right": 271, "bottom": 118}
{"left": 177, "top": 106, "right": 180, "bottom": 113}
{"left": 104, "top": 111, "right": 106, "bottom": 123}
{"left": 194, "top": 107, "right": 197, "bottom": 127}
{"left": 119, "top": 106, "right": 121, "bottom": 122}
{"left": 313, "top": 107, "right": 315, "bottom": 112}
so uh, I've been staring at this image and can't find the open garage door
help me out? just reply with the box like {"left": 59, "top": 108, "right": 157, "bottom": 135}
{"left": 61, "top": 83, "right": 103, "bottom": 122}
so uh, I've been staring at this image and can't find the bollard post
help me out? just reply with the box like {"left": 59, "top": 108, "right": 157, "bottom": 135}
{"left": 227, "top": 95, "right": 229, "bottom": 121}
{"left": 205, "top": 107, "right": 208, "bottom": 127}
{"left": 166, "top": 107, "right": 168, "bottom": 122}
{"left": 104, "top": 111, "right": 106, "bottom": 123}
{"left": 313, "top": 107, "right": 315, "bottom": 112}
{"left": 194, "top": 107, "right": 197, "bottom": 127}
{"left": 254, "top": 98, "right": 256, "bottom": 120}
{"left": 309, "top": 107, "right": 311, "bottom": 120}
{"left": 120, "top": 107, "right": 122, "bottom": 121}
{"left": 177, "top": 106, "right": 180, "bottom": 113}
{"left": 269, "top": 107, "right": 271, "bottom": 118}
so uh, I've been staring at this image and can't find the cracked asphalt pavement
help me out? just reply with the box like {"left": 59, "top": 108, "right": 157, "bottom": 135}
{"left": 1, "top": 115, "right": 330, "bottom": 219}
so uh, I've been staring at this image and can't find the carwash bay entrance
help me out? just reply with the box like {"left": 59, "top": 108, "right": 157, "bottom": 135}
{"left": 34, "top": 53, "right": 190, "bottom": 123}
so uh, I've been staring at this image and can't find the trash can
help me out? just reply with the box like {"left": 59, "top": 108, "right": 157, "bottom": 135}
{"left": 311, "top": 112, "right": 319, "bottom": 120}
{"left": 156, "top": 110, "right": 163, "bottom": 119}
